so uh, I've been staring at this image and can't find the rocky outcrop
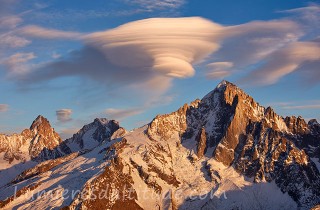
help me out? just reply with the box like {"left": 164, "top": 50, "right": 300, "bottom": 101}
{"left": 284, "top": 116, "right": 309, "bottom": 134}
{"left": 195, "top": 127, "right": 207, "bottom": 158}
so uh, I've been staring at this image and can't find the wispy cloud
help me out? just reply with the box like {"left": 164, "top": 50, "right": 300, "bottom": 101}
{"left": 206, "top": 62, "right": 233, "bottom": 79}
{"left": 0, "top": 104, "right": 9, "bottom": 112}
{"left": 56, "top": 109, "right": 73, "bottom": 122}
{"left": 0, "top": 52, "right": 36, "bottom": 76}
{"left": 0, "top": 33, "right": 30, "bottom": 48}
{"left": 18, "top": 25, "right": 83, "bottom": 39}
{"left": 240, "top": 41, "right": 320, "bottom": 85}
{"left": 105, "top": 108, "right": 143, "bottom": 120}
{"left": 282, "top": 105, "right": 320, "bottom": 110}
{"left": 271, "top": 100, "right": 320, "bottom": 110}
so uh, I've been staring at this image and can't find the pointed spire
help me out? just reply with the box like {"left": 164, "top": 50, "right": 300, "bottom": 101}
{"left": 30, "top": 115, "right": 51, "bottom": 132}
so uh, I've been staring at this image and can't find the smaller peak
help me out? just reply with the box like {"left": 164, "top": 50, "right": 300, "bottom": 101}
{"left": 30, "top": 115, "right": 50, "bottom": 130}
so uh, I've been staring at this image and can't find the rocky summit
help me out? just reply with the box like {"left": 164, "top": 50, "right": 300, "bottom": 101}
{"left": 0, "top": 81, "right": 319, "bottom": 210}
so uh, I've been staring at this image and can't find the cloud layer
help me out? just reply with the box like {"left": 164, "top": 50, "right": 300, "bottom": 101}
{"left": 1, "top": 7, "right": 320, "bottom": 122}
{"left": 10, "top": 14, "right": 317, "bottom": 92}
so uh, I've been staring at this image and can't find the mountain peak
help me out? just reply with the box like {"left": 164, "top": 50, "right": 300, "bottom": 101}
{"left": 216, "top": 80, "right": 234, "bottom": 89}
{"left": 30, "top": 115, "right": 51, "bottom": 131}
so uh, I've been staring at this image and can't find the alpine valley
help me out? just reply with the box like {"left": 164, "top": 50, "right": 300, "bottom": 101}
{"left": 0, "top": 81, "right": 319, "bottom": 210}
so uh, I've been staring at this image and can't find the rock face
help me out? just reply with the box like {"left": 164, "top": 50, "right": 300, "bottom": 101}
{"left": 195, "top": 127, "right": 207, "bottom": 158}
{"left": 65, "top": 118, "right": 126, "bottom": 152}
{"left": 0, "top": 80, "right": 319, "bottom": 210}
{"left": 0, "top": 115, "right": 71, "bottom": 166}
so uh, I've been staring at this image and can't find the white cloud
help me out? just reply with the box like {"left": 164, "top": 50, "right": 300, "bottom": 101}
{"left": 56, "top": 109, "right": 73, "bottom": 122}
{"left": 0, "top": 104, "right": 9, "bottom": 112}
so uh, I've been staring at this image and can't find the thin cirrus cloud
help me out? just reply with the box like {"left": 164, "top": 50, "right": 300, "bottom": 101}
{"left": 56, "top": 109, "right": 73, "bottom": 123}
{"left": 282, "top": 105, "right": 320, "bottom": 110}
{"left": 126, "top": 0, "right": 185, "bottom": 10}
{"left": 18, "top": 25, "right": 83, "bottom": 39}
{"left": 0, "top": 104, "right": 9, "bottom": 112}
{"left": 272, "top": 101, "right": 320, "bottom": 110}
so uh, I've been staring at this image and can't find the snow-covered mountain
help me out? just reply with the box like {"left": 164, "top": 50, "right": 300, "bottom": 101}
{"left": 0, "top": 81, "right": 319, "bottom": 210}
{"left": 65, "top": 118, "right": 126, "bottom": 152}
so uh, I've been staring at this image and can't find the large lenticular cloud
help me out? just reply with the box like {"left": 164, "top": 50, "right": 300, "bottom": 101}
{"left": 85, "top": 17, "right": 223, "bottom": 78}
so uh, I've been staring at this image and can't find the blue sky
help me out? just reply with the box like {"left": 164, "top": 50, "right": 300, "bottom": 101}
{"left": 0, "top": 0, "right": 319, "bottom": 138}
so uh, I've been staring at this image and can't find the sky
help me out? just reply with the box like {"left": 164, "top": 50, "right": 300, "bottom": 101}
{"left": 0, "top": 0, "right": 320, "bottom": 139}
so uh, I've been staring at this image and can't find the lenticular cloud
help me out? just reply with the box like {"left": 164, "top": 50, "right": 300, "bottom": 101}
{"left": 85, "top": 17, "right": 223, "bottom": 78}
